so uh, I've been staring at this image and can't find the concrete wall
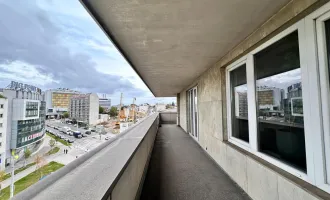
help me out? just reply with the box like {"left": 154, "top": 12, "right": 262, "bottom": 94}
{"left": 178, "top": 0, "right": 329, "bottom": 199}
{"left": 159, "top": 112, "right": 177, "bottom": 124}
{"left": 111, "top": 115, "right": 158, "bottom": 200}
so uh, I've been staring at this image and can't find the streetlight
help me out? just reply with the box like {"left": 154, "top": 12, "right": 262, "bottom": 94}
{"left": 10, "top": 150, "right": 18, "bottom": 198}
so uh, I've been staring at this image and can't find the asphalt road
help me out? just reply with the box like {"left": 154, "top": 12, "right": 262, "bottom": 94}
{"left": 45, "top": 120, "right": 115, "bottom": 152}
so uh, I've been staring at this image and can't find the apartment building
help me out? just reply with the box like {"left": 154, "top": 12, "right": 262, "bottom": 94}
{"left": 69, "top": 93, "right": 99, "bottom": 125}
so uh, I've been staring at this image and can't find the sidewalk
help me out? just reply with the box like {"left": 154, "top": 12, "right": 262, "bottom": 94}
{"left": 1, "top": 136, "right": 87, "bottom": 188}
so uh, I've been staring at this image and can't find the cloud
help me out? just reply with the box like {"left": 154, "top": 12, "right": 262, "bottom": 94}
{"left": 0, "top": 1, "right": 147, "bottom": 99}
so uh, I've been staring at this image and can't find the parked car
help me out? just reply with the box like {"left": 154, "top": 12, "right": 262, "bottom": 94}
{"left": 83, "top": 127, "right": 89, "bottom": 130}
{"left": 81, "top": 134, "right": 87, "bottom": 137}
{"left": 105, "top": 137, "right": 110, "bottom": 140}
{"left": 67, "top": 139, "right": 74, "bottom": 143}
{"left": 85, "top": 131, "right": 91, "bottom": 135}
{"left": 91, "top": 129, "right": 96, "bottom": 132}
{"left": 77, "top": 135, "right": 82, "bottom": 139}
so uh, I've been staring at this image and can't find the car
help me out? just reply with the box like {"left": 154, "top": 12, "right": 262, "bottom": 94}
{"left": 83, "top": 127, "right": 89, "bottom": 130}
{"left": 85, "top": 131, "right": 91, "bottom": 135}
{"left": 67, "top": 139, "right": 74, "bottom": 143}
{"left": 68, "top": 132, "right": 73, "bottom": 136}
{"left": 68, "top": 122, "right": 72, "bottom": 125}
{"left": 91, "top": 129, "right": 96, "bottom": 132}
{"left": 105, "top": 137, "right": 110, "bottom": 140}
{"left": 81, "top": 134, "right": 87, "bottom": 137}
{"left": 77, "top": 135, "right": 82, "bottom": 139}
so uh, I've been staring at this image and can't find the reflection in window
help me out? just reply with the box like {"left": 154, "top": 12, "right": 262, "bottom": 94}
{"left": 255, "top": 31, "right": 306, "bottom": 171}
{"left": 230, "top": 64, "right": 249, "bottom": 143}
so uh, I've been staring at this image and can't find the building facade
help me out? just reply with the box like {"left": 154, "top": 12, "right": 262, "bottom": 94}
{"left": 45, "top": 88, "right": 80, "bottom": 118}
{"left": 99, "top": 98, "right": 111, "bottom": 111}
{"left": 69, "top": 93, "right": 99, "bottom": 125}
{"left": 0, "top": 97, "right": 8, "bottom": 169}
{"left": 0, "top": 81, "right": 46, "bottom": 169}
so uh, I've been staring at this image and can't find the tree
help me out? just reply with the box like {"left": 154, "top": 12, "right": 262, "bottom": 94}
{"left": 49, "top": 139, "right": 56, "bottom": 150}
{"left": 99, "top": 106, "right": 104, "bottom": 114}
{"left": 172, "top": 102, "right": 175, "bottom": 106}
{"left": 35, "top": 155, "right": 47, "bottom": 179}
{"left": 166, "top": 104, "right": 170, "bottom": 109}
{"left": 0, "top": 170, "right": 6, "bottom": 194}
{"left": 109, "top": 106, "right": 118, "bottom": 117}
{"left": 63, "top": 112, "right": 69, "bottom": 118}
{"left": 24, "top": 149, "right": 32, "bottom": 167}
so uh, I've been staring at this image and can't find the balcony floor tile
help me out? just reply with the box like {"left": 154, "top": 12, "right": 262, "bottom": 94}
{"left": 140, "top": 124, "right": 251, "bottom": 200}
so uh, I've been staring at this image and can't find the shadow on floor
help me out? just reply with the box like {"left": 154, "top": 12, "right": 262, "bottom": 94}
{"left": 140, "top": 124, "right": 251, "bottom": 200}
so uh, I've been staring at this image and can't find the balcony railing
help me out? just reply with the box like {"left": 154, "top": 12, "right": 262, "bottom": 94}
{"left": 13, "top": 113, "right": 160, "bottom": 200}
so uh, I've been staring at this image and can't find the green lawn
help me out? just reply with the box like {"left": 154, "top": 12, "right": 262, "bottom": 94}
{"left": 2, "top": 162, "right": 37, "bottom": 181}
{"left": 46, "top": 132, "right": 71, "bottom": 146}
{"left": 46, "top": 147, "right": 60, "bottom": 155}
{"left": 0, "top": 161, "right": 64, "bottom": 200}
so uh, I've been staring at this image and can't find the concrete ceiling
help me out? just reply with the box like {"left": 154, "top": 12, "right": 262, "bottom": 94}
{"left": 80, "top": 0, "right": 290, "bottom": 97}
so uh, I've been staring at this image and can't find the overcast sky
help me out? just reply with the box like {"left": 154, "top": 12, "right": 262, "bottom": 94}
{"left": 0, "top": 0, "right": 175, "bottom": 105}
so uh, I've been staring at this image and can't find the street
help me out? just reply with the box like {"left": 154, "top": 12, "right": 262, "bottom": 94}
{"left": 45, "top": 119, "right": 116, "bottom": 152}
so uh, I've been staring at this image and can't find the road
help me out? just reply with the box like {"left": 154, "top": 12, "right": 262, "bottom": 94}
{"left": 45, "top": 119, "right": 116, "bottom": 152}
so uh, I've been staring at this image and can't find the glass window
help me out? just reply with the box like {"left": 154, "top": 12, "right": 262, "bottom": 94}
{"left": 0, "top": 104, "right": 3, "bottom": 108}
{"left": 0, "top": 114, "right": 2, "bottom": 118}
{"left": 0, "top": 123, "right": 2, "bottom": 128}
{"left": 230, "top": 64, "right": 249, "bottom": 143}
{"left": 254, "top": 31, "right": 306, "bottom": 172}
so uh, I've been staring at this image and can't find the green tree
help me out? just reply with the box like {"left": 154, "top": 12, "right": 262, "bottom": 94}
{"left": 63, "top": 112, "right": 69, "bottom": 118}
{"left": 171, "top": 102, "right": 175, "bottom": 106}
{"left": 99, "top": 106, "right": 104, "bottom": 114}
{"left": 109, "top": 106, "right": 118, "bottom": 117}
{"left": 24, "top": 149, "right": 32, "bottom": 167}
{"left": 49, "top": 139, "right": 56, "bottom": 150}
{"left": 35, "top": 155, "right": 47, "bottom": 179}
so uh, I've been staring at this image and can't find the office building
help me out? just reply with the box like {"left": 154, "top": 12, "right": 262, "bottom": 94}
{"left": 45, "top": 88, "right": 80, "bottom": 118}
{"left": 69, "top": 93, "right": 99, "bottom": 125}
{"left": 99, "top": 96, "right": 111, "bottom": 111}
{"left": 0, "top": 81, "right": 46, "bottom": 169}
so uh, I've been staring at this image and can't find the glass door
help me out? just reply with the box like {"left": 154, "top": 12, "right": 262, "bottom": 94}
{"left": 187, "top": 87, "right": 198, "bottom": 139}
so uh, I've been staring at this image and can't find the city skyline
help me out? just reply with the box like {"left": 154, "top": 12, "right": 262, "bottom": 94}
{"left": 0, "top": 1, "right": 176, "bottom": 105}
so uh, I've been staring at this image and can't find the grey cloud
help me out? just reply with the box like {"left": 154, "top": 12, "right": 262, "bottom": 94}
{"left": 0, "top": 1, "right": 146, "bottom": 97}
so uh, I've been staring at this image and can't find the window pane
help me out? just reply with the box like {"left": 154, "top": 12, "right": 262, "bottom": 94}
{"left": 230, "top": 64, "right": 249, "bottom": 143}
{"left": 255, "top": 31, "right": 306, "bottom": 172}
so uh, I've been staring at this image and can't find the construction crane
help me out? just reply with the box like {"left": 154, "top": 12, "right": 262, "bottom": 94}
{"left": 129, "top": 98, "right": 136, "bottom": 122}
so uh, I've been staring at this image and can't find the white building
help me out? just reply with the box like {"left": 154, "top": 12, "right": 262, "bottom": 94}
{"left": 44, "top": 88, "right": 80, "bottom": 118}
{"left": 0, "top": 96, "right": 8, "bottom": 169}
{"left": 69, "top": 93, "right": 99, "bottom": 125}
{"left": 99, "top": 94, "right": 111, "bottom": 111}
{"left": 0, "top": 81, "right": 46, "bottom": 169}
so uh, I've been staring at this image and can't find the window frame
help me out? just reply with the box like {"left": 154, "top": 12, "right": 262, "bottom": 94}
{"left": 226, "top": 56, "right": 254, "bottom": 151}
{"left": 305, "top": 2, "right": 330, "bottom": 192}
{"left": 226, "top": 20, "right": 316, "bottom": 184}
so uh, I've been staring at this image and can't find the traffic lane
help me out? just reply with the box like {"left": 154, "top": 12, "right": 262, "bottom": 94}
{"left": 45, "top": 126, "right": 104, "bottom": 149}
{"left": 46, "top": 121, "right": 87, "bottom": 133}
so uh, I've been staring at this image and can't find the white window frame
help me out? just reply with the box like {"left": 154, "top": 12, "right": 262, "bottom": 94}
{"left": 305, "top": 1, "right": 330, "bottom": 193}
{"left": 187, "top": 86, "right": 199, "bottom": 141}
{"left": 226, "top": 56, "right": 255, "bottom": 152}
{"left": 226, "top": 20, "right": 317, "bottom": 184}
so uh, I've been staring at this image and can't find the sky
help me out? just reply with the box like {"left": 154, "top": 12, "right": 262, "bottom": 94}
{"left": 0, "top": 0, "right": 176, "bottom": 105}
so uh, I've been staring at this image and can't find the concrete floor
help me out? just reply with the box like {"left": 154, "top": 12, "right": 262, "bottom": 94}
{"left": 140, "top": 124, "right": 251, "bottom": 200}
